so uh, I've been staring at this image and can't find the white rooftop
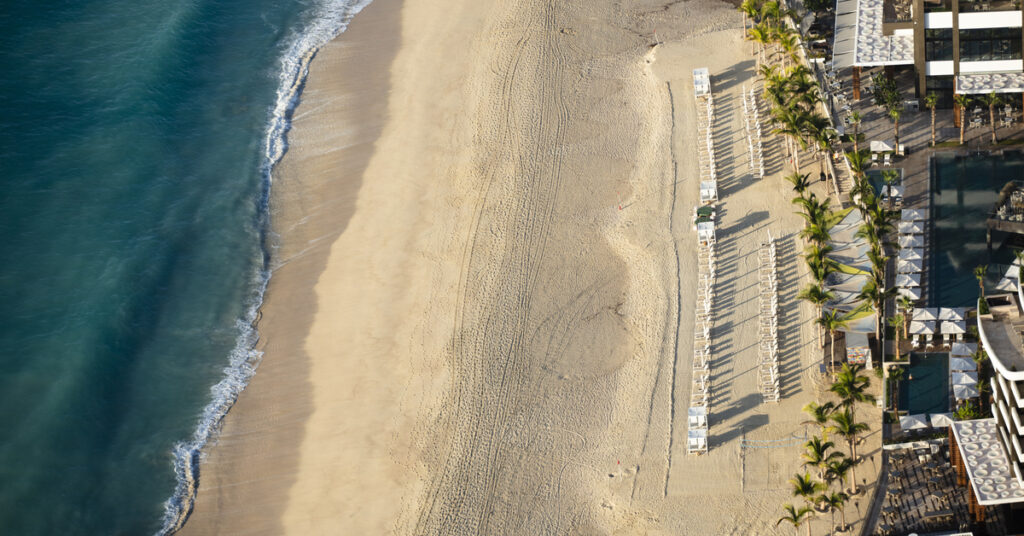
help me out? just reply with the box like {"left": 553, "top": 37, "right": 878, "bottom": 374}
{"left": 957, "top": 72, "right": 1024, "bottom": 95}
{"left": 952, "top": 419, "right": 1024, "bottom": 505}
{"left": 854, "top": 0, "right": 914, "bottom": 66}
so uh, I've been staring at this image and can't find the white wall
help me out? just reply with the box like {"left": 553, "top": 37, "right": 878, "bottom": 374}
{"left": 959, "top": 59, "right": 1024, "bottom": 73}
{"left": 959, "top": 11, "right": 1023, "bottom": 30}
{"left": 925, "top": 12, "right": 953, "bottom": 29}
{"left": 926, "top": 60, "right": 955, "bottom": 76}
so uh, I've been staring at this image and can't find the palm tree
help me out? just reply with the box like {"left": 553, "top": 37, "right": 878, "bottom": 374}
{"left": 888, "top": 107, "right": 902, "bottom": 145}
{"left": 858, "top": 277, "right": 894, "bottom": 344}
{"left": 845, "top": 149, "right": 869, "bottom": 185}
{"left": 954, "top": 94, "right": 972, "bottom": 145}
{"left": 774, "top": 107, "right": 810, "bottom": 171}
{"left": 803, "top": 436, "right": 842, "bottom": 480}
{"left": 738, "top": 0, "right": 760, "bottom": 34}
{"left": 777, "top": 503, "right": 814, "bottom": 536}
{"left": 972, "top": 347, "right": 989, "bottom": 372}
{"left": 898, "top": 295, "right": 915, "bottom": 336}
{"left": 830, "top": 364, "right": 876, "bottom": 416}
{"left": 981, "top": 91, "right": 1003, "bottom": 144}
{"left": 747, "top": 23, "right": 773, "bottom": 66}
{"left": 786, "top": 172, "right": 813, "bottom": 198}
{"left": 888, "top": 365, "right": 905, "bottom": 412}
{"left": 975, "top": 264, "right": 988, "bottom": 299}
{"left": 825, "top": 457, "right": 853, "bottom": 493}
{"left": 924, "top": 92, "right": 938, "bottom": 146}
{"left": 828, "top": 409, "right": 870, "bottom": 493}
{"left": 818, "top": 310, "right": 850, "bottom": 376}
{"left": 889, "top": 313, "right": 906, "bottom": 362}
{"left": 799, "top": 284, "right": 835, "bottom": 347}
{"left": 882, "top": 169, "right": 900, "bottom": 211}
{"left": 808, "top": 253, "right": 840, "bottom": 284}
{"left": 802, "top": 401, "right": 837, "bottom": 437}
{"left": 789, "top": 472, "right": 824, "bottom": 504}
{"left": 777, "top": 31, "right": 799, "bottom": 69}
{"left": 821, "top": 491, "right": 850, "bottom": 535}
{"left": 848, "top": 111, "right": 862, "bottom": 154}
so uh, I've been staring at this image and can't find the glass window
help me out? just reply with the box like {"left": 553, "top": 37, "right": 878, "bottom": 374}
{"left": 960, "top": 28, "right": 1022, "bottom": 61}
{"left": 926, "top": 28, "right": 954, "bottom": 61}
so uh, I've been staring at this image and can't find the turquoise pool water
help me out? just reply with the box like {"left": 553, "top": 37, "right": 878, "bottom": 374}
{"left": 899, "top": 353, "right": 950, "bottom": 415}
{"left": 930, "top": 151, "right": 1024, "bottom": 307}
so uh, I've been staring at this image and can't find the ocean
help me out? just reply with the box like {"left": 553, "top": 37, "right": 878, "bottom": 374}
{"left": 0, "top": 0, "right": 368, "bottom": 533}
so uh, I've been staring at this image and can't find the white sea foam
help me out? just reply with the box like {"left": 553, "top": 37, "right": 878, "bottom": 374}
{"left": 156, "top": 0, "right": 372, "bottom": 533}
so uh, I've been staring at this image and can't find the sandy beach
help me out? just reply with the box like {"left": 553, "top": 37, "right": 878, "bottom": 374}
{"left": 182, "top": 0, "right": 882, "bottom": 534}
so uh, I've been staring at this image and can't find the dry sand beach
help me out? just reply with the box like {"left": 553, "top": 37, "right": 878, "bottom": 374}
{"left": 183, "top": 0, "right": 881, "bottom": 534}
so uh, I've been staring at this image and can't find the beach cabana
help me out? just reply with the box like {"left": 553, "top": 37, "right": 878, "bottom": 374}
{"left": 996, "top": 277, "right": 1019, "bottom": 292}
{"left": 687, "top": 428, "right": 707, "bottom": 454}
{"left": 897, "top": 287, "right": 922, "bottom": 301}
{"left": 953, "top": 371, "right": 979, "bottom": 386}
{"left": 938, "top": 307, "right": 966, "bottom": 322}
{"left": 900, "top": 414, "right": 930, "bottom": 431}
{"left": 898, "top": 221, "right": 923, "bottom": 234}
{"left": 950, "top": 356, "right": 976, "bottom": 371}
{"left": 697, "top": 221, "right": 715, "bottom": 243}
{"left": 899, "top": 248, "right": 923, "bottom": 262}
{"left": 699, "top": 181, "right": 717, "bottom": 204}
{"left": 951, "top": 342, "right": 977, "bottom": 357}
{"left": 902, "top": 208, "right": 926, "bottom": 221}
{"left": 687, "top": 406, "right": 707, "bottom": 428}
{"left": 930, "top": 413, "right": 954, "bottom": 428}
{"left": 896, "top": 273, "right": 921, "bottom": 288}
{"left": 912, "top": 308, "right": 939, "bottom": 322}
{"left": 897, "top": 259, "right": 922, "bottom": 273}
{"left": 954, "top": 383, "right": 980, "bottom": 400}
{"left": 898, "top": 235, "right": 923, "bottom": 248}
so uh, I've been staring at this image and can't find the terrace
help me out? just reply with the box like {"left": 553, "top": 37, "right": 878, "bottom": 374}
{"left": 978, "top": 293, "right": 1024, "bottom": 381}
{"left": 959, "top": 0, "right": 1023, "bottom": 13}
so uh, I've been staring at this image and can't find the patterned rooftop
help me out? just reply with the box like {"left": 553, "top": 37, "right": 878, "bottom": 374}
{"left": 854, "top": 0, "right": 914, "bottom": 66}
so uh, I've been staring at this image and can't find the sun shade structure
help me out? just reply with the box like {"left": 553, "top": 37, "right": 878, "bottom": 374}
{"left": 870, "top": 140, "right": 894, "bottom": 152}
{"left": 953, "top": 371, "right": 979, "bottom": 386}
{"left": 902, "top": 209, "right": 926, "bottom": 221}
{"left": 913, "top": 307, "right": 939, "bottom": 322}
{"left": 954, "top": 383, "right": 980, "bottom": 400}
{"left": 950, "top": 357, "right": 976, "bottom": 371}
{"left": 930, "top": 413, "right": 954, "bottom": 428}
{"left": 882, "top": 185, "right": 904, "bottom": 200}
{"left": 896, "top": 273, "right": 921, "bottom": 288}
{"left": 899, "top": 248, "right": 924, "bottom": 261}
{"left": 898, "top": 287, "right": 922, "bottom": 300}
{"left": 909, "top": 320, "right": 935, "bottom": 335}
{"left": 900, "top": 413, "right": 930, "bottom": 431}
{"left": 899, "top": 235, "right": 923, "bottom": 248}
{"left": 951, "top": 419, "right": 1024, "bottom": 505}
{"left": 951, "top": 342, "right": 977, "bottom": 357}
{"left": 898, "top": 259, "right": 923, "bottom": 273}
{"left": 956, "top": 72, "right": 1024, "bottom": 95}
{"left": 997, "top": 278, "right": 1019, "bottom": 292}
{"left": 941, "top": 320, "right": 967, "bottom": 335}
{"left": 853, "top": 0, "right": 914, "bottom": 66}
{"left": 693, "top": 68, "right": 710, "bottom": 97}
{"left": 898, "top": 221, "right": 923, "bottom": 234}
{"left": 939, "top": 308, "right": 967, "bottom": 322}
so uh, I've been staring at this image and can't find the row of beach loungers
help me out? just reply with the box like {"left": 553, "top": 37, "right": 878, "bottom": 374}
{"left": 757, "top": 232, "right": 780, "bottom": 403}
{"left": 688, "top": 68, "right": 716, "bottom": 455}
{"left": 741, "top": 85, "right": 765, "bottom": 180}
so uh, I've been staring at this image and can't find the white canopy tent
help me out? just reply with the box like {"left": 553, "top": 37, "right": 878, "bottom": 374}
{"left": 950, "top": 357, "right": 976, "bottom": 371}
{"left": 898, "top": 259, "right": 923, "bottom": 273}
{"left": 896, "top": 273, "right": 921, "bottom": 288}
{"left": 953, "top": 371, "right": 979, "bottom": 386}
{"left": 954, "top": 383, "right": 980, "bottom": 400}
{"left": 941, "top": 320, "right": 967, "bottom": 335}
{"left": 899, "top": 248, "right": 924, "bottom": 262}
{"left": 870, "top": 140, "right": 894, "bottom": 152}
{"left": 951, "top": 342, "right": 977, "bottom": 356}
{"left": 898, "top": 221, "right": 923, "bottom": 234}
{"left": 902, "top": 208, "right": 926, "bottom": 221}
{"left": 897, "top": 287, "right": 922, "bottom": 300}
{"left": 930, "top": 413, "right": 954, "bottom": 428}
{"left": 909, "top": 321, "right": 935, "bottom": 335}
{"left": 1006, "top": 265, "right": 1020, "bottom": 279}
{"left": 899, "top": 235, "right": 923, "bottom": 248}
{"left": 938, "top": 307, "right": 966, "bottom": 322}
{"left": 900, "top": 414, "right": 930, "bottom": 431}
{"left": 912, "top": 308, "right": 939, "bottom": 322}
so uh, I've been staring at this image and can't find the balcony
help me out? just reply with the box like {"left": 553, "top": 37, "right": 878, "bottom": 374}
{"left": 884, "top": 0, "right": 914, "bottom": 23}
{"left": 960, "top": 0, "right": 1022, "bottom": 13}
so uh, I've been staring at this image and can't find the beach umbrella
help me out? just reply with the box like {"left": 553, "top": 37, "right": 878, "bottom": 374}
{"left": 939, "top": 307, "right": 966, "bottom": 322}
{"left": 951, "top": 342, "right": 977, "bottom": 356}
{"left": 898, "top": 259, "right": 923, "bottom": 273}
{"left": 941, "top": 320, "right": 967, "bottom": 335}
{"left": 954, "top": 383, "right": 980, "bottom": 400}
{"left": 899, "top": 414, "right": 929, "bottom": 431}
{"left": 912, "top": 308, "right": 939, "bottom": 322}
{"left": 909, "top": 321, "right": 935, "bottom": 335}
{"left": 870, "top": 140, "right": 894, "bottom": 152}
{"left": 898, "top": 221, "right": 924, "bottom": 234}
{"left": 897, "top": 287, "right": 922, "bottom": 301}
{"left": 996, "top": 277, "right": 1018, "bottom": 292}
{"left": 902, "top": 208, "right": 926, "bottom": 221}
{"left": 899, "top": 248, "right": 924, "bottom": 262}
{"left": 930, "top": 413, "right": 954, "bottom": 428}
{"left": 953, "top": 371, "right": 979, "bottom": 386}
{"left": 896, "top": 273, "right": 921, "bottom": 288}
{"left": 1007, "top": 265, "right": 1020, "bottom": 278}
{"left": 950, "top": 357, "right": 975, "bottom": 371}
{"left": 899, "top": 235, "right": 923, "bottom": 248}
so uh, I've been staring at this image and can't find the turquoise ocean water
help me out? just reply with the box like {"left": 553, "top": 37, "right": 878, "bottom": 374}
{"left": 0, "top": 0, "right": 368, "bottom": 533}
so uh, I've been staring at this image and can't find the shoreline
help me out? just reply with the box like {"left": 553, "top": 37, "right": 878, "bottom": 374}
{"left": 180, "top": 0, "right": 402, "bottom": 532}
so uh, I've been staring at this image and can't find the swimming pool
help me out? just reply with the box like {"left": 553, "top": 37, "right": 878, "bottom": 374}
{"left": 898, "top": 352, "right": 950, "bottom": 415}
{"left": 930, "top": 151, "right": 1024, "bottom": 307}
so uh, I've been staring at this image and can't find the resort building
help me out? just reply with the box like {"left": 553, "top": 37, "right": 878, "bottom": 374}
{"left": 949, "top": 289, "right": 1024, "bottom": 520}
{"left": 835, "top": 0, "right": 1024, "bottom": 108}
